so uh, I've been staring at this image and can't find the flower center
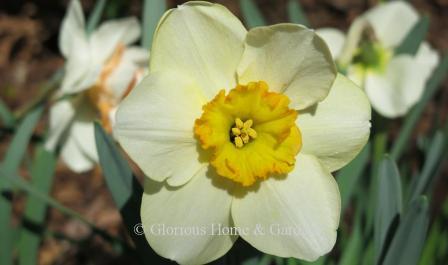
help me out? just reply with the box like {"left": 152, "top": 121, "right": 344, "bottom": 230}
{"left": 353, "top": 41, "right": 391, "bottom": 73}
{"left": 194, "top": 81, "right": 302, "bottom": 187}
{"left": 86, "top": 43, "right": 135, "bottom": 132}
{"left": 231, "top": 118, "right": 257, "bottom": 148}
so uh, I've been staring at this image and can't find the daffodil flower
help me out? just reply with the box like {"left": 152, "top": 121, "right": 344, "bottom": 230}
{"left": 316, "top": 1, "right": 439, "bottom": 118}
{"left": 45, "top": 0, "right": 148, "bottom": 172}
{"left": 114, "top": 2, "right": 371, "bottom": 264}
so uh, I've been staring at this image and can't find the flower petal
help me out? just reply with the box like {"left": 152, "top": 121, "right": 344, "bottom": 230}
{"left": 150, "top": 1, "right": 247, "bottom": 99}
{"left": 315, "top": 28, "right": 346, "bottom": 59}
{"left": 364, "top": 1, "right": 418, "bottom": 48}
{"left": 113, "top": 72, "right": 207, "bottom": 186}
{"left": 237, "top": 24, "right": 336, "bottom": 110}
{"left": 365, "top": 45, "right": 438, "bottom": 118}
{"left": 61, "top": 132, "right": 95, "bottom": 173}
{"left": 70, "top": 105, "right": 99, "bottom": 162}
{"left": 59, "top": 0, "right": 85, "bottom": 57}
{"left": 297, "top": 74, "right": 371, "bottom": 172}
{"left": 90, "top": 17, "right": 141, "bottom": 66}
{"left": 60, "top": 30, "right": 96, "bottom": 94}
{"left": 232, "top": 154, "right": 340, "bottom": 261}
{"left": 45, "top": 99, "right": 76, "bottom": 151}
{"left": 141, "top": 167, "right": 236, "bottom": 265}
{"left": 106, "top": 47, "right": 149, "bottom": 99}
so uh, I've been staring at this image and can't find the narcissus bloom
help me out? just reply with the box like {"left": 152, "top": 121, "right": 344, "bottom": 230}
{"left": 45, "top": 0, "right": 148, "bottom": 172}
{"left": 114, "top": 2, "right": 370, "bottom": 264}
{"left": 316, "top": 1, "right": 439, "bottom": 118}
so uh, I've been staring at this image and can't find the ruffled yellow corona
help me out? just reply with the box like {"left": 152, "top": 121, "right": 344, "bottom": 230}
{"left": 194, "top": 81, "right": 302, "bottom": 186}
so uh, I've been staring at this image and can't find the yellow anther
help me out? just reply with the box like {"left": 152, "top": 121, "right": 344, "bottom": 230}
{"left": 231, "top": 117, "right": 257, "bottom": 148}
{"left": 235, "top": 118, "right": 244, "bottom": 128}
{"left": 234, "top": 136, "right": 244, "bottom": 148}
{"left": 231, "top": 127, "right": 241, "bottom": 136}
{"left": 247, "top": 128, "right": 257, "bottom": 139}
{"left": 243, "top": 119, "right": 253, "bottom": 129}
{"left": 242, "top": 133, "right": 250, "bottom": 144}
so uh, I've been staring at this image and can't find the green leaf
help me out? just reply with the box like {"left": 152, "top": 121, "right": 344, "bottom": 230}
{"left": 391, "top": 55, "right": 448, "bottom": 160}
{"left": 0, "top": 98, "right": 14, "bottom": 127}
{"left": 374, "top": 156, "right": 402, "bottom": 264}
{"left": 418, "top": 220, "right": 440, "bottom": 265}
{"left": 1, "top": 168, "right": 125, "bottom": 251}
{"left": 408, "top": 131, "right": 446, "bottom": 203}
{"left": 142, "top": 0, "right": 166, "bottom": 49}
{"left": 337, "top": 142, "right": 370, "bottom": 211}
{"left": 0, "top": 106, "right": 42, "bottom": 265}
{"left": 86, "top": 0, "right": 108, "bottom": 35}
{"left": 338, "top": 217, "right": 362, "bottom": 265}
{"left": 94, "top": 123, "right": 172, "bottom": 264}
{"left": 18, "top": 147, "right": 56, "bottom": 265}
{"left": 394, "top": 16, "right": 429, "bottom": 56}
{"left": 240, "top": 0, "right": 266, "bottom": 28}
{"left": 287, "top": 0, "right": 309, "bottom": 26}
{"left": 1, "top": 106, "right": 43, "bottom": 173}
{"left": 382, "top": 196, "right": 429, "bottom": 265}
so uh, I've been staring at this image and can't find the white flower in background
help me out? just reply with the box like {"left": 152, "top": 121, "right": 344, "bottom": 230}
{"left": 316, "top": 1, "right": 439, "bottom": 118}
{"left": 45, "top": 0, "right": 149, "bottom": 172}
{"left": 114, "top": 2, "right": 371, "bottom": 264}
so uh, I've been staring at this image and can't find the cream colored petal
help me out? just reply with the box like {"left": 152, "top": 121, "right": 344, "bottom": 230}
{"left": 150, "top": 1, "right": 247, "bottom": 99}
{"left": 232, "top": 154, "right": 340, "bottom": 261}
{"left": 60, "top": 131, "right": 95, "bottom": 173}
{"left": 106, "top": 47, "right": 149, "bottom": 99}
{"left": 337, "top": 18, "right": 370, "bottom": 67}
{"left": 237, "top": 24, "right": 336, "bottom": 110}
{"left": 141, "top": 168, "right": 236, "bottom": 265}
{"left": 107, "top": 60, "right": 138, "bottom": 99}
{"left": 364, "top": 1, "right": 418, "bottom": 48}
{"left": 364, "top": 48, "right": 437, "bottom": 118}
{"left": 414, "top": 42, "right": 439, "bottom": 83}
{"left": 70, "top": 103, "right": 99, "bottom": 162}
{"left": 59, "top": 0, "right": 86, "bottom": 57}
{"left": 297, "top": 74, "right": 371, "bottom": 172}
{"left": 123, "top": 47, "right": 149, "bottom": 66}
{"left": 45, "top": 99, "right": 76, "bottom": 151}
{"left": 113, "top": 72, "right": 207, "bottom": 186}
{"left": 60, "top": 32, "right": 97, "bottom": 94}
{"left": 315, "top": 28, "right": 346, "bottom": 59}
{"left": 90, "top": 17, "right": 141, "bottom": 66}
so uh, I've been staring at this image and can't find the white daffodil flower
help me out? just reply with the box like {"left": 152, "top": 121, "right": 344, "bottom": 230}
{"left": 114, "top": 2, "right": 371, "bottom": 264}
{"left": 316, "top": 1, "right": 439, "bottom": 118}
{"left": 45, "top": 0, "right": 149, "bottom": 172}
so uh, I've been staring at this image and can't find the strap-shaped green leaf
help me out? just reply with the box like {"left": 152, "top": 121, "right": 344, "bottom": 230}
{"left": 18, "top": 147, "right": 56, "bottom": 265}
{"left": 408, "top": 131, "right": 446, "bottom": 204}
{"left": 0, "top": 98, "right": 14, "bottom": 127}
{"left": 337, "top": 142, "right": 371, "bottom": 211}
{"left": 287, "top": 0, "right": 309, "bottom": 26}
{"left": 240, "top": 0, "right": 266, "bottom": 28}
{"left": 142, "top": 0, "right": 167, "bottom": 49}
{"left": 374, "top": 156, "right": 403, "bottom": 264}
{"left": 86, "top": 0, "right": 108, "bottom": 35}
{"left": 394, "top": 16, "right": 429, "bottom": 56}
{"left": 0, "top": 106, "right": 42, "bottom": 265}
{"left": 382, "top": 196, "right": 429, "bottom": 265}
{"left": 94, "top": 122, "right": 173, "bottom": 264}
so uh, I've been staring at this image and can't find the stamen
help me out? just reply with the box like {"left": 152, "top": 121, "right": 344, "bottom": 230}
{"left": 231, "top": 127, "right": 241, "bottom": 136}
{"left": 231, "top": 118, "right": 257, "bottom": 148}
{"left": 234, "top": 136, "right": 244, "bottom": 148}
